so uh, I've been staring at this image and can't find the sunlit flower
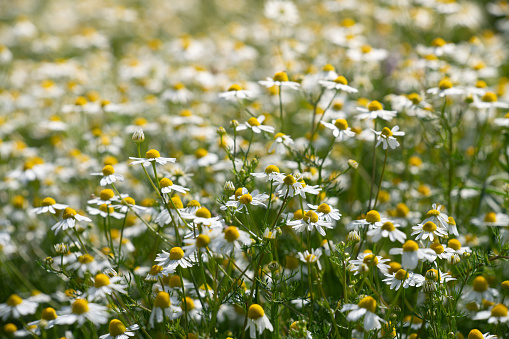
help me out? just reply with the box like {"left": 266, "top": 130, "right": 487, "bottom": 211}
{"left": 245, "top": 304, "right": 274, "bottom": 338}
{"left": 259, "top": 71, "right": 300, "bottom": 90}
{"left": 288, "top": 210, "right": 333, "bottom": 236}
{"left": 341, "top": 296, "right": 385, "bottom": 331}
{"left": 0, "top": 294, "right": 38, "bottom": 320}
{"left": 155, "top": 247, "right": 193, "bottom": 270}
{"left": 320, "top": 119, "right": 356, "bottom": 141}
{"left": 382, "top": 269, "right": 425, "bottom": 290}
{"left": 149, "top": 292, "right": 182, "bottom": 328}
{"left": 51, "top": 207, "right": 92, "bottom": 235}
{"left": 30, "top": 197, "right": 68, "bottom": 214}
{"left": 129, "top": 149, "right": 176, "bottom": 166}
{"left": 349, "top": 251, "right": 390, "bottom": 275}
{"left": 56, "top": 299, "right": 108, "bottom": 327}
{"left": 367, "top": 220, "right": 406, "bottom": 243}
{"left": 372, "top": 126, "right": 405, "bottom": 150}
{"left": 236, "top": 116, "right": 275, "bottom": 134}
{"left": 356, "top": 100, "right": 397, "bottom": 121}
{"left": 100, "top": 319, "right": 139, "bottom": 339}
{"left": 87, "top": 273, "right": 127, "bottom": 300}
{"left": 297, "top": 248, "right": 323, "bottom": 270}
{"left": 91, "top": 165, "right": 124, "bottom": 186}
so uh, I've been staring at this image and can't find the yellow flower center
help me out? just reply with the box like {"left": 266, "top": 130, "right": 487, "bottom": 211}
{"left": 248, "top": 304, "right": 265, "bottom": 319}
{"left": 146, "top": 149, "right": 161, "bottom": 159}
{"left": 170, "top": 247, "right": 185, "bottom": 260}
{"left": 303, "top": 211, "right": 319, "bottom": 223}
{"left": 187, "top": 200, "right": 200, "bottom": 208}
{"left": 484, "top": 212, "right": 497, "bottom": 223}
{"left": 472, "top": 276, "right": 488, "bottom": 292}
{"left": 100, "top": 189, "right": 115, "bottom": 201}
{"left": 439, "top": 78, "right": 453, "bottom": 90}
{"left": 396, "top": 203, "right": 409, "bottom": 217}
{"left": 265, "top": 165, "right": 280, "bottom": 174}
{"left": 247, "top": 117, "right": 261, "bottom": 126}
{"left": 168, "top": 275, "right": 182, "bottom": 288}
{"left": 182, "top": 297, "right": 195, "bottom": 311}
{"left": 102, "top": 165, "right": 115, "bottom": 176}
{"left": 173, "top": 83, "right": 185, "bottom": 90}
{"left": 368, "top": 100, "right": 383, "bottom": 111}
{"left": 196, "top": 234, "right": 210, "bottom": 248}
{"left": 395, "top": 269, "right": 408, "bottom": 280}
{"left": 334, "top": 119, "right": 348, "bottom": 130}
{"left": 109, "top": 319, "right": 126, "bottom": 336}
{"left": 6, "top": 294, "right": 22, "bottom": 306}
{"left": 491, "top": 304, "right": 508, "bottom": 317}
{"left": 366, "top": 210, "right": 381, "bottom": 223}
{"left": 363, "top": 254, "right": 379, "bottom": 266}
{"left": 408, "top": 93, "right": 422, "bottom": 104}
{"left": 468, "top": 329, "right": 484, "bottom": 339}
{"left": 316, "top": 203, "right": 331, "bottom": 214}
{"left": 154, "top": 291, "right": 171, "bottom": 308}
{"left": 41, "top": 197, "right": 56, "bottom": 206}
{"left": 426, "top": 209, "right": 441, "bottom": 218}
{"left": 305, "top": 254, "right": 317, "bottom": 262}
{"left": 94, "top": 273, "right": 111, "bottom": 288}
{"left": 273, "top": 71, "right": 289, "bottom": 82}
{"left": 381, "top": 222, "right": 395, "bottom": 231}
{"left": 169, "top": 197, "right": 184, "bottom": 209}
{"left": 448, "top": 239, "right": 461, "bottom": 251}
{"left": 283, "top": 175, "right": 296, "bottom": 185}
{"left": 160, "top": 178, "right": 174, "bottom": 187}
{"left": 224, "top": 226, "right": 240, "bottom": 242}
{"left": 334, "top": 76, "right": 348, "bottom": 85}
{"left": 402, "top": 240, "right": 419, "bottom": 252}
{"left": 63, "top": 207, "right": 77, "bottom": 219}
{"left": 422, "top": 221, "right": 437, "bottom": 232}
{"left": 475, "top": 80, "right": 487, "bottom": 88}
{"left": 72, "top": 299, "right": 89, "bottom": 315}
{"left": 361, "top": 44, "right": 372, "bottom": 54}
{"left": 381, "top": 127, "right": 393, "bottom": 137}
{"left": 430, "top": 243, "right": 444, "bottom": 254}
{"left": 99, "top": 204, "right": 115, "bottom": 213}
{"left": 358, "top": 296, "right": 376, "bottom": 313}
{"left": 228, "top": 84, "right": 242, "bottom": 91}
{"left": 482, "top": 92, "right": 498, "bottom": 102}
{"left": 239, "top": 194, "right": 253, "bottom": 205}
{"left": 432, "top": 37, "right": 446, "bottom": 47}
{"left": 195, "top": 148, "right": 208, "bottom": 158}
{"left": 77, "top": 254, "right": 94, "bottom": 264}
{"left": 323, "top": 64, "right": 335, "bottom": 72}
{"left": 122, "top": 197, "right": 135, "bottom": 205}
{"left": 195, "top": 207, "right": 211, "bottom": 219}
{"left": 41, "top": 307, "right": 57, "bottom": 320}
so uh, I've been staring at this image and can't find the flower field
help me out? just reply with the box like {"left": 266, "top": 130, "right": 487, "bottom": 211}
{"left": 2, "top": 0, "right": 509, "bottom": 338}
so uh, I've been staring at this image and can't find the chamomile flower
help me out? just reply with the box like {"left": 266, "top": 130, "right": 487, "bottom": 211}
{"left": 320, "top": 119, "right": 356, "bottom": 141}
{"left": 56, "top": 299, "right": 108, "bottom": 327}
{"left": 159, "top": 178, "right": 189, "bottom": 194}
{"left": 341, "top": 296, "right": 385, "bottom": 331}
{"left": 269, "top": 133, "right": 294, "bottom": 154}
{"left": 0, "top": 294, "right": 38, "bottom": 320}
{"left": 465, "top": 329, "right": 498, "bottom": 339}
{"left": 91, "top": 165, "right": 124, "bottom": 186}
{"left": 114, "top": 197, "right": 147, "bottom": 214}
{"left": 236, "top": 116, "right": 275, "bottom": 134}
{"left": 288, "top": 210, "right": 333, "bottom": 236}
{"left": 87, "top": 273, "right": 127, "bottom": 300}
{"left": 472, "top": 212, "right": 509, "bottom": 227}
{"left": 87, "top": 189, "right": 122, "bottom": 205}
{"left": 411, "top": 221, "right": 448, "bottom": 241}
{"left": 382, "top": 269, "right": 425, "bottom": 290}
{"left": 100, "top": 319, "right": 139, "bottom": 339}
{"left": 446, "top": 216, "right": 459, "bottom": 236}
{"left": 27, "top": 307, "right": 59, "bottom": 330}
{"left": 129, "top": 149, "right": 176, "bottom": 166}
{"left": 145, "top": 265, "right": 172, "bottom": 282}
{"left": 51, "top": 207, "right": 92, "bottom": 235}
{"left": 356, "top": 100, "right": 397, "bottom": 121}
{"left": 389, "top": 240, "right": 434, "bottom": 270}
{"left": 319, "top": 76, "right": 358, "bottom": 93}
{"left": 372, "top": 126, "right": 405, "bottom": 150}
{"left": 31, "top": 197, "right": 67, "bottom": 214}
{"left": 421, "top": 203, "right": 449, "bottom": 230}
{"left": 155, "top": 247, "right": 193, "bottom": 270}
{"left": 87, "top": 204, "right": 125, "bottom": 219}
{"left": 470, "top": 92, "right": 509, "bottom": 109}
{"left": 245, "top": 304, "right": 274, "bottom": 338}
{"left": 472, "top": 304, "right": 509, "bottom": 324}
{"left": 447, "top": 238, "right": 471, "bottom": 256}
{"left": 259, "top": 71, "right": 300, "bottom": 90}
{"left": 349, "top": 251, "right": 390, "bottom": 275}
{"left": 353, "top": 210, "right": 389, "bottom": 230}
{"left": 149, "top": 291, "right": 182, "bottom": 328}
{"left": 367, "top": 220, "right": 407, "bottom": 243}
{"left": 187, "top": 207, "right": 223, "bottom": 228}
{"left": 183, "top": 232, "right": 214, "bottom": 256}
{"left": 68, "top": 254, "right": 107, "bottom": 277}
{"left": 161, "top": 83, "right": 193, "bottom": 104}
{"left": 425, "top": 242, "right": 455, "bottom": 262}
{"left": 219, "top": 84, "right": 254, "bottom": 101}
{"left": 251, "top": 164, "right": 285, "bottom": 181}
{"left": 427, "top": 78, "right": 464, "bottom": 97}
{"left": 297, "top": 248, "right": 323, "bottom": 270}
{"left": 210, "top": 226, "right": 251, "bottom": 254}
{"left": 222, "top": 187, "right": 269, "bottom": 213}
{"left": 307, "top": 203, "right": 341, "bottom": 223}
{"left": 179, "top": 297, "right": 203, "bottom": 321}
{"left": 464, "top": 276, "right": 499, "bottom": 304}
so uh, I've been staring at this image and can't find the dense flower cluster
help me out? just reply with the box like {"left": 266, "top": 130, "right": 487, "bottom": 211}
{"left": 1, "top": 0, "right": 509, "bottom": 338}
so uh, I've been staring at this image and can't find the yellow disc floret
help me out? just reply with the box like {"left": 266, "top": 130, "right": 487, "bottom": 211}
{"left": 368, "top": 100, "right": 383, "bottom": 111}
{"left": 41, "top": 197, "right": 56, "bottom": 206}
{"left": 154, "top": 291, "right": 171, "bottom": 308}
{"left": 334, "top": 119, "right": 348, "bottom": 130}
{"left": 402, "top": 240, "right": 419, "bottom": 252}
{"left": 63, "top": 207, "right": 77, "bottom": 219}
{"left": 382, "top": 221, "right": 395, "bottom": 231}
{"left": 146, "top": 149, "right": 161, "bottom": 159}
{"left": 491, "top": 304, "right": 508, "bottom": 317}
{"left": 422, "top": 221, "right": 437, "bottom": 232}
{"left": 41, "top": 307, "right": 57, "bottom": 320}
{"left": 472, "top": 276, "right": 488, "bottom": 292}
{"left": 358, "top": 296, "right": 376, "bottom": 313}
{"left": 468, "top": 329, "right": 484, "bottom": 339}
{"left": 265, "top": 165, "right": 280, "bottom": 174}
{"left": 316, "top": 203, "right": 331, "bottom": 214}
{"left": 273, "top": 71, "right": 289, "bottom": 82}
{"left": 248, "top": 304, "right": 265, "bottom": 319}
{"left": 366, "top": 210, "right": 381, "bottom": 223}
{"left": 247, "top": 117, "right": 260, "bottom": 126}
{"left": 169, "top": 247, "right": 185, "bottom": 260}
{"left": 72, "top": 299, "right": 89, "bottom": 314}
{"left": 381, "top": 127, "right": 393, "bottom": 137}
{"left": 6, "top": 294, "right": 22, "bottom": 306}
{"left": 196, "top": 234, "right": 210, "bottom": 248}
{"left": 224, "top": 226, "right": 240, "bottom": 242}
{"left": 395, "top": 269, "right": 408, "bottom": 280}
{"left": 102, "top": 165, "right": 115, "bottom": 176}
{"left": 109, "top": 319, "right": 126, "bottom": 336}
{"left": 195, "top": 207, "right": 211, "bottom": 219}
{"left": 94, "top": 273, "right": 111, "bottom": 288}
{"left": 100, "top": 189, "right": 115, "bottom": 201}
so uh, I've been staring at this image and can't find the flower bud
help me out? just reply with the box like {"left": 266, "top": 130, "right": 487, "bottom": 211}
{"left": 54, "top": 243, "right": 69, "bottom": 255}
{"left": 268, "top": 261, "right": 280, "bottom": 272}
{"left": 348, "top": 159, "right": 359, "bottom": 169}
{"left": 448, "top": 253, "right": 460, "bottom": 265}
{"left": 423, "top": 280, "right": 436, "bottom": 293}
{"left": 230, "top": 120, "right": 239, "bottom": 128}
{"left": 132, "top": 128, "right": 145, "bottom": 143}
{"left": 347, "top": 230, "right": 360, "bottom": 243}
{"left": 217, "top": 126, "right": 226, "bottom": 135}
{"left": 44, "top": 256, "right": 54, "bottom": 265}
{"left": 224, "top": 181, "right": 235, "bottom": 192}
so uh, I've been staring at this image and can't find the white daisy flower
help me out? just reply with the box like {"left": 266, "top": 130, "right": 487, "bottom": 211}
{"left": 236, "top": 115, "right": 275, "bottom": 134}
{"left": 307, "top": 203, "right": 341, "bottom": 223}
{"left": 91, "top": 165, "right": 124, "bottom": 186}
{"left": 470, "top": 91, "right": 509, "bottom": 109}
{"left": 179, "top": 297, "right": 203, "bottom": 322}
{"left": 297, "top": 248, "right": 323, "bottom": 270}
{"left": 389, "top": 240, "right": 435, "bottom": 270}
{"left": 472, "top": 304, "right": 509, "bottom": 324}
{"left": 318, "top": 75, "right": 358, "bottom": 93}
{"left": 341, "top": 296, "right": 385, "bottom": 331}
{"left": 159, "top": 177, "right": 189, "bottom": 194}
{"left": 269, "top": 133, "right": 294, "bottom": 154}
{"left": 421, "top": 203, "right": 449, "bottom": 230}
{"left": 27, "top": 307, "right": 59, "bottom": 329}
{"left": 155, "top": 247, "right": 193, "bottom": 270}
{"left": 367, "top": 220, "right": 406, "bottom": 243}
{"left": 426, "top": 78, "right": 464, "bottom": 97}
{"left": 472, "top": 212, "right": 509, "bottom": 227}
{"left": 129, "top": 149, "right": 176, "bottom": 167}
{"left": 210, "top": 226, "right": 251, "bottom": 254}
{"left": 87, "top": 273, "right": 127, "bottom": 300}
{"left": 382, "top": 269, "right": 425, "bottom": 291}
{"left": 30, "top": 197, "right": 67, "bottom": 214}
{"left": 259, "top": 71, "right": 300, "bottom": 90}
{"left": 99, "top": 319, "right": 139, "bottom": 339}
{"left": 0, "top": 294, "right": 38, "bottom": 320}
{"left": 222, "top": 187, "right": 269, "bottom": 213}
{"left": 149, "top": 292, "right": 182, "bottom": 328}
{"left": 356, "top": 100, "right": 397, "bottom": 121}
{"left": 51, "top": 207, "right": 92, "bottom": 235}
{"left": 445, "top": 216, "right": 459, "bottom": 237}
{"left": 87, "top": 204, "right": 125, "bottom": 220}
{"left": 145, "top": 265, "right": 173, "bottom": 282}
{"left": 447, "top": 238, "right": 471, "bottom": 256}
{"left": 161, "top": 83, "right": 193, "bottom": 104}
{"left": 411, "top": 221, "right": 448, "bottom": 242}
{"left": 352, "top": 210, "right": 389, "bottom": 230}
{"left": 464, "top": 276, "right": 499, "bottom": 305}
{"left": 245, "top": 304, "right": 274, "bottom": 338}
{"left": 465, "top": 329, "right": 498, "bottom": 339}
{"left": 68, "top": 254, "right": 107, "bottom": 278}
{"left": 273, "top": 174, "right": 305, "bottom": 198}
{"left": 186, "top": 207, "right": 223, "bottom": 228}
{"left": 288, "top": 210, "right": 333, "bottom": 237}
{"left": 219, "top": 84, "right": 254, "bottom": 101}
{"left": 56, "top": 299, "right": 108, "bottom": 327}
{"left": 372, "top": 126, "right": 405, "bottom": 150}
{"left": 349, "top": 251, "right": 390, "bottom": 275}
{"left": 87, "top": 189, "right": 124, "bottom": 206}
{"left": 424, "top": 242, "right": 455, "bottom": 262}
{"left": 114, "top": 197, "right": 147, "bottom": 214}
{"left": 320, "top": 119, "right": 356, "bottom": 141}
{"left": 182, "top": 231, "right": 216, "bottom": 256}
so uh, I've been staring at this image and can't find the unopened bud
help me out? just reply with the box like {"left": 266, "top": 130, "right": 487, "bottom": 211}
{"left": 348, "top": 159, "right": 359, "bottom": 169}
{"left": 132, "top": 128, "right": 145, "bottom": 143}
{"left": 423, "top": 280, "right": 437, "bottom": 293}
{"left": 224, "top": 181, "right": 235, "bottom": 192}
{"left": 230, "top": 120, "right": 239, "bottom": 128}
{"left": 44, "top": 257, "right": 54, "bottom": 265}
{"left": 347, "top": 230, "right": 360, "bottom": 243}
{"left": 268, "top": 261, "right": 280, "bottom": 272}
{"left": 448, "top": 253, "right": 460, "bottom": 265}
{"left": 217, "top": 126, "right": 226, "bottom": 135}
{"left": 54, "top": 243, "right": 69, "bottom": 255}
